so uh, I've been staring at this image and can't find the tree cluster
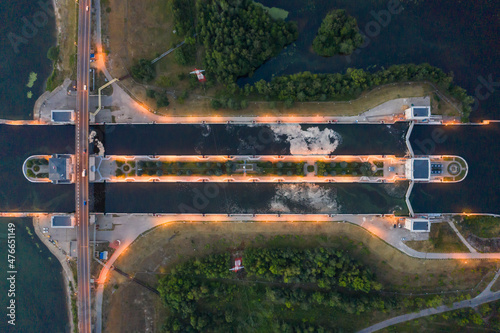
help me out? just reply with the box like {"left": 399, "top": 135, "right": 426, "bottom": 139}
{"left": 197, "top": 0, "right": 298, "bottom": 84}
{"left": 312, "top": 9, "right": 364, "bottom": 56}
{"left": 172, "top": 0, "right": 196, "bottom": 37}
{"left": 253, "top": 63, "right": 474, "bottom": 119}
{"left": 131, "top": 59, "right": 156, "bottom": 83}
{"left": 245, "top": 247, "right": 381, "bottom": 292}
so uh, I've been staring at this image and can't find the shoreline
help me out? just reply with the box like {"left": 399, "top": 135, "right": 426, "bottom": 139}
{"left": 32, "top": 217, "right": 75, "bottom": 333}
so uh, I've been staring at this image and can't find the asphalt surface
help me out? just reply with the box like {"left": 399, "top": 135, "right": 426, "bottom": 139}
{"left": 76, "top": 0, "right": 91, "bottom": 332}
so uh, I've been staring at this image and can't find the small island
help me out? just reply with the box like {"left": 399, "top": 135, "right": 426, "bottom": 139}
{"left": 312, "top": 9, "right": 364, "bottom": 56}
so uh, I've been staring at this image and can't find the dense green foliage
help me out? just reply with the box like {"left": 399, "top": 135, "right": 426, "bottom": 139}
{"left": 172, "top": 0, "right": 196, "bottom": 37}
{"left": 131, "top": 59, "right": 156, "bottom": 83}
{"left": 197, "top": 0, "right": 298, "bottom": 84}
{"left": 155, "top": 91, "right": 170, "bottom": 108}
{"left": 47, "top": 46, "right": 60, "bottom": 62}
{"left": 174, "top": 43, "right": 197, "bottom": 66}
{"left": 245, "top": 247, "right": 382, "bottom": 292}
{"left": 254, "top": 63, "right": 474, "bottom": 119}
{"left": 157, "top": 248, "right": 392, "bottom": 332}
{"left": 312, "top": 10, "right": 364, "bottom": 56}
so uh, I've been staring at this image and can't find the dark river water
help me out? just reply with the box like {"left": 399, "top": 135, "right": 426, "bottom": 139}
{"left": 94, "top": 123, "right": 408, "bottom": 155}
{"left": 239, "top": 0, "right": 500, "bottom": 122}
{"left": 1, "top": 123, "right": 498, "bottom": 215}
{"left": 410, "top": 123, "right": 500, "bottom": 214}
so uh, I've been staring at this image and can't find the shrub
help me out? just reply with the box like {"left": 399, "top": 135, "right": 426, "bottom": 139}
{"left": 131, "top": 59, "right": 156, "bottom": 82}
{"left": 33, "top": 165, "right": 40, "bottom": 172}
{"left": 340, "top": 161, "right": 348, "bottom": 168}
{"left": 47, "top": 46, "right": 60, "bottom": 62}
{"left": 211, "top": 99, "right": 222, "bottom": 109}
{"left": 307, "top": 165, "right": 315, "bottom": 173}
{"left": 27, "top": 160, "right": 34, "bottom": 168}
{"left": 146, "top": 89, "right": 156, "bottom": 98}
{"left": 27, "top": 169, "right": 35, "bottom": 177}
{"left": 155, "top": 91, "right": 170, "bottom": 108}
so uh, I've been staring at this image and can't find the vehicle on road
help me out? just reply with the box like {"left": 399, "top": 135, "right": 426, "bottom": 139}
{"left": 82, "top": 169, "right": 87, "bottom": 177}
{"left": 84, "top": 201, "right": 87, "bottom": 206}
{"left": 86, "top": 6, "right": 89, "bottom": 11}
{"left": 84, "top": 84, "right": 87, "bottom": 90}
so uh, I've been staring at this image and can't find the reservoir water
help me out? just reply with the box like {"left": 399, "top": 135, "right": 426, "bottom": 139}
{"left": 0, "top": 218, "right": 68, "bottom": 333}
{"left": 0, "top": 0, "right": 56, "bottom": 120}
{"left": 239, "top": 0, "right": 499, "bottom": 122}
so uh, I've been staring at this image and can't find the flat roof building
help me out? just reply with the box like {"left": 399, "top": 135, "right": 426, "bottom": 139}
{"left": 51, "top": 215, "right": 74, "bottom": 228}
{"left": 404, "top": 218, "right": 430, "bottom": 232}
{"left": 405, "top": 106, "right": 431, "bottom": 120}
{"left": 51, "top": 110, "right": 74, "bottom": 123}
{"left": 49, "top": 155, "right": 74, "bottom": 183}
{"left": 405, "top": 158, "right": 430, "bottom": 181}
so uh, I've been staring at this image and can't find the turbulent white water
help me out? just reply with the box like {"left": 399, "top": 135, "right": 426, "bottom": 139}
{"left": 270, "top": 183, "right": 340, "bottom": 213}
{"left": 271, "top": 125, "right": 341, "bottom": 155}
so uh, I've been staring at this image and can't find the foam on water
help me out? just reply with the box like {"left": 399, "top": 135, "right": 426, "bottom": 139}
{"left": 269, "top": 183, "right": 340, "bottom": 213}
{"left": 271, "top": 125, "right": 341, "bottom": 155}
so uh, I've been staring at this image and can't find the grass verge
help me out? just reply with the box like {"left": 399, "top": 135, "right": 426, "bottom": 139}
{"left": 406, "top": 222, "right": 470, "bottom": 253}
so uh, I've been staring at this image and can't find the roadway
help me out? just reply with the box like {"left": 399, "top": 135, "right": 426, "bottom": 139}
{"left": 76, "top": 0, "right": 91, "bottom": 332}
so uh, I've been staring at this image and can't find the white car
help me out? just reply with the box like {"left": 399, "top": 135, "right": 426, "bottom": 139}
{"left": 83, "top": 84, "right": 87, "bottom": 90}
{"left": 86, "top": 6, "right": 89, "bottom": 11}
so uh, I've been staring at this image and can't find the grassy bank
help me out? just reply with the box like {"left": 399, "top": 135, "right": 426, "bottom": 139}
{"left": 406, "top": 222, "right": 469, "bottom": 253}
{"left": 102, "top": 221, "right": 498, "bottom": 331}
{"left": 46, "top": 0, "right": 78, "bottom": 91}
{"left": 456, "top": 215, "right": 500, "bottom": 239}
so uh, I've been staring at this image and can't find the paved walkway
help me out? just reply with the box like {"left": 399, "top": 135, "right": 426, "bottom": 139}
{"left": 448, "top": 220, "right": 477, "bottom": 253}
{"left": 359, "top": 269, "right": 500, "bottom": 333}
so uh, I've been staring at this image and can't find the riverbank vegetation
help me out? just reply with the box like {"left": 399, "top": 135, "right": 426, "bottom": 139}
{"left": 103, "top": 0, "right": 472, "bottom": 120}
{"left": 312, "top": 9, "right": 364, "bottom": 56}
{"left": 252, "top": 63, "right": 474, "bottom": 120}
{"left": 46, "top": 0, "right": 78, "bottom": 91}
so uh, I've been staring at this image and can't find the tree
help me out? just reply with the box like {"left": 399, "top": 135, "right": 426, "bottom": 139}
{"left": 131, "top": 59, "right": 156, "bottom": 82}
{"left": 47, "top": 46, "right": 60, "bottom": 62}
{"left": 155, "top": 91, "right": 170, "bottom": 108}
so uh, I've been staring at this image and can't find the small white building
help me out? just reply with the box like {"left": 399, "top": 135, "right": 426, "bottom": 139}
{"left": 405, "top": 106, "right": 431, "bottom": 120}
{"left": 404, "top": 218, "right": 430, "bottom": 232}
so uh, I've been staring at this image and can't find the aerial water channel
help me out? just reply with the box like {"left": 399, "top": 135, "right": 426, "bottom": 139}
{"left": 1, "top": 122, "right": 498, "bottom": 214}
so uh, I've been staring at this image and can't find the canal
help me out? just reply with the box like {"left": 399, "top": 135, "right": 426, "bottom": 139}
{"left": 0, "top": 122, "right": 498, "bottom": 214}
